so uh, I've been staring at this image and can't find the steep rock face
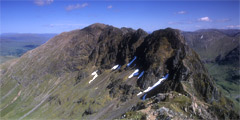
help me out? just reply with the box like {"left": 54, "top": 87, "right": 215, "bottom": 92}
{"left": 88, "top": 28, "right": 147, "bottom": 69}
{"left": 0, "top": 24, "right": 238, "bottom": 119}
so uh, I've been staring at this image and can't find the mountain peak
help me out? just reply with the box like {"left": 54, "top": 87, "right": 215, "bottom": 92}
{"left": 1, "top": 24, "right": 238, "bottom": 119}
{"left": 87, "top": 23, "right": 109, "bottom": 29}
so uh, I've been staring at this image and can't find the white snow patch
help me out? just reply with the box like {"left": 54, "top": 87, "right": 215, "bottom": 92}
{"left": 147, "top": 77, "right": 165, "bottom": 92}
{"left": 143, "top": 87, "right": 152, "bottom": 93}
{"left": 111, "top": 65, "right": 119, "bottom": 70}
{"left": 137, "top": 77, "right": 167, "bottom": 96}
{"left": 200, "top": 35, "right": 203, "bottom": 39}
{"left": 91, "top": 70, "right": 98, "bottom": 75}
{"left": 128, "top": 69, "right": 139, "bottom": 78}
{"left": 137, "top": 92, "right": 143, "bottom": 96}
{"left": 89, "top": 70, "right": 98, "bottom": 84}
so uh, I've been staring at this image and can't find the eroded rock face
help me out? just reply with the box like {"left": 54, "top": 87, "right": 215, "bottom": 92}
{"left": 1, "top": 23, "right": 239, "bottom": 119}
{"left": 78, "top": 25, "right": 237, "bottom": 119}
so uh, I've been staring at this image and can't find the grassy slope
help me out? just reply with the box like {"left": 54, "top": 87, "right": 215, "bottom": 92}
{"left": 0, "top": 61, "right": 142, "bottom": 119}
{"left": 205, "top": 63, "right": 240, "bottom": 110}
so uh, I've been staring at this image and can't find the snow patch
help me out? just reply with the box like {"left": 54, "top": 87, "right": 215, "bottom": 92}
{"left": 128, "top": 69, "right": 139, "bottom": 78}
{"left": 200, "top": 35, "right": 203, "bottom": 39}
{"left": 116, "top": 65, "right": 121, "bottom": 70}
{"left": 146, "top": 77, "right": 165, "bottom": 92}
{"left": 91, "top": 70, "right": 98, "bottom": 75}
{"left": 142, "top": 94, "right": 147, "bottom": 100}
{"left": 137, "top": 92, "right": 143, "bottom": 96}
{"left": 127, "top": 56, "right": 137, "bottom": 67}
{"left": 137, "top": 74, "right": 169, "bottom": 96}
{"left": 138, "top": 71, "right": 144, "bottom": 79}
{"left": 89, "top": 70, "right": 98, "bottom": 84}
{"left": 133, "top": 72, "right": 139, "bottom": 76}
{"left": 111, "top": 65, "right": 119, "bottom": 70}
{"left": 143, "top": 87, "right": 152, "bottom": 93}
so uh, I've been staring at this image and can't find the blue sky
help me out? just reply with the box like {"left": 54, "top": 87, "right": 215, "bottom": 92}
{"left": 1, "top": 0, "right": 239, "bottom": 33}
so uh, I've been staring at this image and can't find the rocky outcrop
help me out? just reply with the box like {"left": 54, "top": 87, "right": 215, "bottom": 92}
{"left": 0, "top": 23, "right": 238, "bottom": 119}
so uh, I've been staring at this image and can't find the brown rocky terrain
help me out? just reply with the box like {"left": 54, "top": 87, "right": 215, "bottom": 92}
{"left": 0, "top": 23, "right": 239, "bottom": 119}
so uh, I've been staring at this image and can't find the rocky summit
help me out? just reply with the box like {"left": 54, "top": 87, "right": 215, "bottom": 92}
{"left": 0, "top": 23, "right": 239, "bottom": 119}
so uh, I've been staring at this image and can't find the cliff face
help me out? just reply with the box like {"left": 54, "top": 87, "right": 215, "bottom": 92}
{"left": 0, "top": 23, "right": 238, "bottom": 119}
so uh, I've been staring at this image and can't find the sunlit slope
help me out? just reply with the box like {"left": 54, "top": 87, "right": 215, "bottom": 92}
{"left": 1, "top": 24, "right": 239, "bottom": 119}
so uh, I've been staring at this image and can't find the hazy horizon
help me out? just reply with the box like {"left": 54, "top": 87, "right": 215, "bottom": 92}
{"left": 1, "top": 0, "right": 239, "bottom": 34}
{"left": 1, "top": 23, "right": 240, "bottom": 35}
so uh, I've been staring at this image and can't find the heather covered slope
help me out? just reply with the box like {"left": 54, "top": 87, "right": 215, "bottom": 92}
{"left": 0, "top": 24, "right": 238, "bottom": 119}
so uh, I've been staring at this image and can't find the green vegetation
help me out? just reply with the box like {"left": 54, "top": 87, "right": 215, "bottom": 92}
{"left": 152, "top": 92, "right": 192, "bottom": 115}
{"left": 205, "top": 63, "right": 240, "bottom": 106}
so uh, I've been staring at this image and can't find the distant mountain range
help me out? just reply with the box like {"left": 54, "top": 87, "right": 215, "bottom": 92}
{"left": 0, "top": 33, "right": 57, "bottom": 63}
{"left": 183, "top": 29, "right": 240, "bottom": 62}
{"left": 0, "top": 33, "right": 57, "bottom": 43}
{"left": 0, "top": 24, "right": 238, "bottom": 119}
{"left": 183, "top": 29, "right": 240, "bottom": 107}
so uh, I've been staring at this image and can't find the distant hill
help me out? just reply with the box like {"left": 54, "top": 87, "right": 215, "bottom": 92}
{"left": 217, "top": 45, "right": 239, "bottom": 66}
{"left": 195, "top": 29, "right": 240, "bottom": 37}
{"left": 183, "top": 29, "right": 240, "bottom": 62}
{"left": 0, "top": 33, "right": 57, "bottom": 63}
{"left": 0, "top": 33, "right": 57, "bottom": 43}
{"left": 183, "top": 29, "right": 240, "bottom": 107}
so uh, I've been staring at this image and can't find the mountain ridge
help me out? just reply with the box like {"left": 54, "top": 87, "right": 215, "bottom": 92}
{"left": 183, "top": 29, "right": 240, "bottom": 108}
{"left": 183, "top": 29, "right": 240, "bottom": 61}
{"left": 0, "top": 23, "right": 239, "bottom": 119}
